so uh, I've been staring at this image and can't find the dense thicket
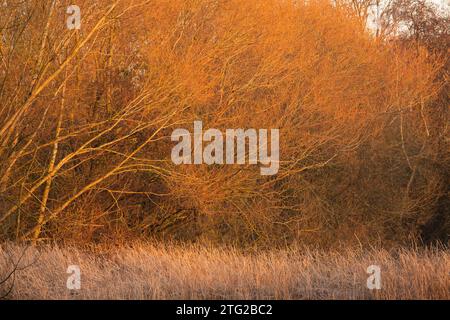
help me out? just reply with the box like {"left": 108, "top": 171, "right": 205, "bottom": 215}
{"left": 0, "top": 0, "right": 447, "bottom": 247}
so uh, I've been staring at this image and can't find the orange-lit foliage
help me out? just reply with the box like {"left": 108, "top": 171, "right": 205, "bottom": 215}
{"left": 0, "top": 0, "right": 446, "bottom": 247}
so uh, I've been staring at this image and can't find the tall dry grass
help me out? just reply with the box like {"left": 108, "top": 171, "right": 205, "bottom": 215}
{"left": 0, "top": 243, "right": 448, "bottom": 300}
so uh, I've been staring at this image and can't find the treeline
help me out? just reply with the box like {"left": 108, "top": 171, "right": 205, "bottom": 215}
{"left": 0, "top": 0, "right": 448, "bottom": 247}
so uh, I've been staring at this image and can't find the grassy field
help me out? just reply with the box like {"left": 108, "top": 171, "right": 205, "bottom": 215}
{"left": 0, "top": 243, "right": 448, "bottom": 300}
